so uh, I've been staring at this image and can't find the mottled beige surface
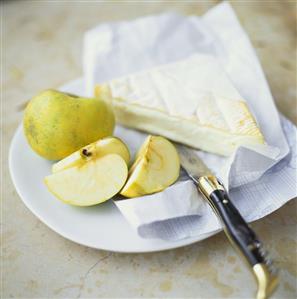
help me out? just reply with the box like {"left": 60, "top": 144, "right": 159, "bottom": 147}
{"left": 2, "top": 1, "right": 296, "bottom": 298}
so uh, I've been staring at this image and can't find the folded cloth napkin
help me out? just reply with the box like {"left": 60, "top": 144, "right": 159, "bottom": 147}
{"left": 82, "top": 2, "right": 297, "bottom": 240}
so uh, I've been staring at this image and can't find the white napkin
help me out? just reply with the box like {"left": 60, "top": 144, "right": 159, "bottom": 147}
{"left": 82, "top": 2, "right": 297, "bottom": 240}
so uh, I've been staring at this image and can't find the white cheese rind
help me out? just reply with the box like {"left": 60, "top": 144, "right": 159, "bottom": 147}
{"left": 95, "top": 54, "right": 264, "bottom": 156}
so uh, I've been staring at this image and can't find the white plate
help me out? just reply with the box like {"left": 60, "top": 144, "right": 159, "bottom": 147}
{"left": 9, "top": 78, "right": 218, "bottom": 253}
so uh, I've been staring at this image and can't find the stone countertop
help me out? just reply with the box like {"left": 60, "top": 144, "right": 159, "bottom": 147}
{"left": 2, "top": 1, "right": 296, "bottom": 298}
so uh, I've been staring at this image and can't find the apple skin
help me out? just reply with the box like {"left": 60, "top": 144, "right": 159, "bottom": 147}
{"left": 23, "top": 89, "right": 115, "bottom": 160}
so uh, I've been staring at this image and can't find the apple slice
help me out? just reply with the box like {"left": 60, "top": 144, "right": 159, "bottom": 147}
{"left": 52, "top": 136, "right": 130, "bottom": 173}
{"left": 120, "top": 135, "right": 180, "bottom": 198}
{"left": 45, "top": 154, "right": 128, "bottom": 206}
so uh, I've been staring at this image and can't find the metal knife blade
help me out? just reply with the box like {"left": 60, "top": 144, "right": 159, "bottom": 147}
{"left": 177, "top": 145, "right": 212, "bottom": 182}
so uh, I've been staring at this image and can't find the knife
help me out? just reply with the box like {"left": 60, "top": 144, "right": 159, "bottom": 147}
{"left": 178, "top": 146, "right": 278, "bottom": 299}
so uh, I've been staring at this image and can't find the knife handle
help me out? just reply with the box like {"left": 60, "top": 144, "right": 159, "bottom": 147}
{"left": 198, "top": 176, "right": 278, "bottom": 299}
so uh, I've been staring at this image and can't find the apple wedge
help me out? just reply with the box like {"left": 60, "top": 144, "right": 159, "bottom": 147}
{"left": 52, "top": 136, "right": 130, "bottom": 173}
{"left": 45, "top": 154, "right": 128, "bottom": 206}
{"left": 120, "top": 135, "right": 180, "bottom": 198}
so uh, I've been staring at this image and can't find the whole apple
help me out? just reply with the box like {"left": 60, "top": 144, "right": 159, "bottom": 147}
{"left": 23, "top": 90, "right": 115, "bottom": 160}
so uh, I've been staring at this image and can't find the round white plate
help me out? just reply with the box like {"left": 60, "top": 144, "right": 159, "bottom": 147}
{"left": 9, "top": 78, "right": 218, "bottom": 253}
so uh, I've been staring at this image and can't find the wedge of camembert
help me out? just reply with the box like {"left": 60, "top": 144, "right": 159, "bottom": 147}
{"left": 95, "top": 54, "right": 264, "bottom": 156}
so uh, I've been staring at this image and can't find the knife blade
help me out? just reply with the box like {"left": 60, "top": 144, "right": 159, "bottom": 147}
{"left": 178, "top": 145, "right": 278, "bottom": 299}
{"left": 178, "top": 146, "right": 212, "bottom": 182}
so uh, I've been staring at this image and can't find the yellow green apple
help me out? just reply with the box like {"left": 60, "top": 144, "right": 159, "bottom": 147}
{"left": 23, "top": 89, "right": 115, "bottom": 160}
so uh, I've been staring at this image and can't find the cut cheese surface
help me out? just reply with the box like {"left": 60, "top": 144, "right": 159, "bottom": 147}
{"left": 95, "top": 54, "right": 265, "bottom": 156}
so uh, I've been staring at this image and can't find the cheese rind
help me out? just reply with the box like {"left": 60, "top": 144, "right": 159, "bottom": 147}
{"left": 95, "top": 55, "right": 264, "bottom": 156}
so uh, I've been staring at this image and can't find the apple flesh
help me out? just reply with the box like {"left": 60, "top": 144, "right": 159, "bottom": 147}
{"left": 52, "top": 136, "right": 130, "bottom": 173}
{"left": 45, "top": 154, "right": 128, "bottom": 206}
{"left": 120, "top": 135, "right": 180, "bottom": 198}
